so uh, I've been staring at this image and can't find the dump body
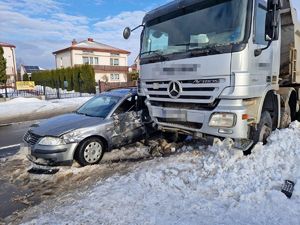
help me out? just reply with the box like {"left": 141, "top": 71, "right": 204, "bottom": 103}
{"left": 280, "top": 0, "right": 300, "bottom": 85}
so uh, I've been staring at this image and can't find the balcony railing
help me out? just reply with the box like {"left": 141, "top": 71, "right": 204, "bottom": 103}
{"left": 75, "top": 64, "right": 129, "bottom": 73}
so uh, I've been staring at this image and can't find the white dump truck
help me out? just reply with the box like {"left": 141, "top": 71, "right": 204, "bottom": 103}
{"left": 124, "top": 0, "right": 300, "bottom": 150}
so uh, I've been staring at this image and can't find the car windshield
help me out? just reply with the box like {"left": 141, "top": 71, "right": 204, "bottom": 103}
{"left": 76, "top": 95, "right": 120, "bottom": 118}
{"left": 141, "top": 0, "right": 248, "bottom": 60}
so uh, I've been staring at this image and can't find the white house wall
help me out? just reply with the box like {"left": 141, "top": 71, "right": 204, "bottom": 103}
{"left": 72, "top": 50, "right": 128, "bottom": 66}
{"left": 55, "top": 51, "right": 72, "bottom": 68}
{"left": 2, "top": 46, "right": 17, "bottom": 83}
{"left": 95, "top": 72, "right": 127, "bottom": 83}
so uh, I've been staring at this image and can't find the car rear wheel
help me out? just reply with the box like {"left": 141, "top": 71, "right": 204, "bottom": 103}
{"left": 75, "top": 138, "right": 105, "bottom": 166}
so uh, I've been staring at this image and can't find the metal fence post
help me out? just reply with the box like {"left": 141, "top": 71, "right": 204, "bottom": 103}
{"left": 43, "top": 84, "right": 46, "bottom": 97}
{"left": 4, "top": 83, "right": 8, "bottom": 98}
{"left": 98, "top": 80, "right": 101, "bottom": 93}
{"left": 56, "top": 81, "right": 60, "bottom": 99}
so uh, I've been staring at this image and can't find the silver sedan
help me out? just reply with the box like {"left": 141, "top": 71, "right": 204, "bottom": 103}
{"left": 22, "top": 88, "right": 147, "bottom": 166}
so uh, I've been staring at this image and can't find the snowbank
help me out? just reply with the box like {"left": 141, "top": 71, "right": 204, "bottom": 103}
{"left": 0, "top": 97, "right": 91, "bottom": 124}
{"left": 20, "top": 122, "right": 300, "bottom": 225}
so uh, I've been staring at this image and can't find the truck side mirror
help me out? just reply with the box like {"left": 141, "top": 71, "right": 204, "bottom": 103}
{"left": 265, "top": 10, "right": 280, "bottom": 41}
{"left": 267, "top": 0, "right": 282, "bottom": 11}
{"left": 123, "top": 27, "right": 131, "bottom": 39}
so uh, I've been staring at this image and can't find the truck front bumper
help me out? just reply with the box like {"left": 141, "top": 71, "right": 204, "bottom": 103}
{"left": 147, "top": 99, "right": 250, "bottom": 139}
{"left": 22, "top": 142, "right": 78, "bottom": 166}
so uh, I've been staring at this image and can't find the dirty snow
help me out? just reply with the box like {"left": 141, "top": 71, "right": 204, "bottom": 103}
{"left": 19, "top": 122, "right": 300, "bottom": 225}
{"left": 0, "top": 97, "right": 91, "bottom": 124}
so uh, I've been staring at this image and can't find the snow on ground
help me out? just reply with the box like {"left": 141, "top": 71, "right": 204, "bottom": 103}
{"left": 20, "top": 122, "right": 300, "bottom": 225}
{"left": 0, "top": 97, "right": 91, "bottom": 124}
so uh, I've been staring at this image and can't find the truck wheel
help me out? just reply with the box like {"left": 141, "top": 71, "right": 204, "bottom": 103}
{"left": 280, "top": 106, "right": 291, "bottom": 128}
{"left": 251, "top": 111, "right": 273, "bottom": 145}
{"left": 75, "top": 138, "right": 105, "bottom": 166}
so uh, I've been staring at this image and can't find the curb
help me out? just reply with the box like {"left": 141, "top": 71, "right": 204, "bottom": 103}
{"left": 0, "top": 123, "right": 13, "bottom": 128}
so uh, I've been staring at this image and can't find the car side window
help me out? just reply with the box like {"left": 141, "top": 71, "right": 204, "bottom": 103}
{"left": 114, "top": 96, "right": 137, "bottom": 115}
{"left": 254, "top": 2, "right": 268, "bottom": 45}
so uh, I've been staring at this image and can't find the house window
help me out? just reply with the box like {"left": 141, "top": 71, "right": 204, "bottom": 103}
{"left": 60, "top": 57, "right": 63, "bottom": 67}
{"left": 110, "top": 58, "right": 119, "bottom": 66}
{"left": 94, "top": 57, "right": 99, "bottom": 65}
{"left": 110, "top": 73, "right": 120, "bottom": 81}
{"left": 111, "top": 53, "right": 120, "bottom": 57}
{"left": 90, "top": 57, "right": 94, "bottom": 65}
{"left": 83, "top": 57, "right": 89, "bottom": 64}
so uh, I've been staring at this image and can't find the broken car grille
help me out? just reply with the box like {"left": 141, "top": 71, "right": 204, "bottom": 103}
{"left": 24, "top": 131, "right": 41, "bottom": 146}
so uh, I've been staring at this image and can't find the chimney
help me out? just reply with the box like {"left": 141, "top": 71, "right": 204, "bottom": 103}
{"left": 88, "top": 38, "right": 94, "bottom": 42}
{"left": 72, "top": 39, "right": 77, "bottom": 45}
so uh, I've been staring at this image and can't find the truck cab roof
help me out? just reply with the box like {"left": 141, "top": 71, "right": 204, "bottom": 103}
{"left": 143, "top": 0, "right": 204, "bottom": 23}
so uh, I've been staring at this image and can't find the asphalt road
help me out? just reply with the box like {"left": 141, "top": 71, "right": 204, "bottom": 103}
{"left": 0, "top": 121, "right": 37, "bottom": 158}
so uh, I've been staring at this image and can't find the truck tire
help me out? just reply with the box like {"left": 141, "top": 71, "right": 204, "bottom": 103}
{"left": 251, "top": 111, "right": 273, "bottom": 145}
{"left": 280, "top": 106, "right": 291, "bottom": 128}
{"left": 75, "top": 138, "right": 105, "bottom": 166}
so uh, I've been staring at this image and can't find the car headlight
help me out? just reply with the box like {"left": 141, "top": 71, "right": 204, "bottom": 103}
{"left": 38, "top": 137, "right": 66, "bottom": 146}
{"left": 209, "top": 113, "right": 236, "bottom": 128}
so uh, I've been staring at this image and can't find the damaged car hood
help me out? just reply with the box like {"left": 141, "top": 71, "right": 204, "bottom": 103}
{"left": 30, "top": 113, "right": 104, "bottom": 137}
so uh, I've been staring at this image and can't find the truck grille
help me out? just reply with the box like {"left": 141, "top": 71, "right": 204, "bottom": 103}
{"left": 157, "top": 118, "right": 203, "bottom": 130}
{"left": 24, "top": 131, "right": 41, "bottom": 146}
{"left": 150, "top": 100, "right": 220, "bottom": 111}
{"left": 144, "top": 78, "right": 228, "bottom": 104}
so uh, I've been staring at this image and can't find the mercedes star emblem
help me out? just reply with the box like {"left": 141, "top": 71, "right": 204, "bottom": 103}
{"left": 168, "top": 81, "right": 182, "bottom": 99}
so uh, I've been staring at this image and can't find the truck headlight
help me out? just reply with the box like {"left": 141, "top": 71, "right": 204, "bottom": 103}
{"left": 38, "top": 137, "right": 66, "bottom": 146}
{"left": 209, "top": 113, "right": 236, "bottom": 128}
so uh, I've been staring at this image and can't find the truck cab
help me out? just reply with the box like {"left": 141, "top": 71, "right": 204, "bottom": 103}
{"left": 125, "top": 0, "right": 300, "bottom": 150}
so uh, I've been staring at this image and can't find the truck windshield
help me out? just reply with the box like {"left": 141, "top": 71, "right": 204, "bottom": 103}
{"left": 141, "top": 0, "right": 248, "bottom": 61}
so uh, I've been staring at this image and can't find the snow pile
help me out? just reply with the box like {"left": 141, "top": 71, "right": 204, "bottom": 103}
{"left": 21, "top": 123, "right": 300, "bottom": 225}
{"left": 0, "top": 97, "right": 91, "bottom": 124}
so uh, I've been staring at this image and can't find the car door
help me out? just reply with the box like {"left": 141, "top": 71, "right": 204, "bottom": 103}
{"left": 110, "top": 95, "right": 145, "bottom": 147}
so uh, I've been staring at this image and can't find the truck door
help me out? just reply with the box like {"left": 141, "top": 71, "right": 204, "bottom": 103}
{"left": 248, "top": 0, "right": 273, "bottom": 88}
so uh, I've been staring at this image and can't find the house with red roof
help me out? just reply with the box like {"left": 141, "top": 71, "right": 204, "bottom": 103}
{"left": 53, "top": 38, "right": 130, "bottom": 83}
{"left": 0, "top": 42, "right": 17, "bottom": 86}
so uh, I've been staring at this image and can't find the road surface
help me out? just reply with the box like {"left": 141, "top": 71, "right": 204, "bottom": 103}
{"left": 0, "top": 121, "right": 37, "bottom": 158}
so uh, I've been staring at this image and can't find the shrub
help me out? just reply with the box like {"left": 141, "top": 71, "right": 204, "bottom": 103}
{"left": 31, "top": 65, "right": 95, "bottom": 93}
{"left": 23, "top": 73, "right": 29, "bottom": 81}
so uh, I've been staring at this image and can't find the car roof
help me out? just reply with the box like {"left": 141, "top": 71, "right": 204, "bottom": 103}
{"left": 100, "top": 87, "right": 137, "bottom": 97}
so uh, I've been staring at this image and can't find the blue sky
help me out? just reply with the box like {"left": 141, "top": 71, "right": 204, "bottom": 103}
{"left": 0, "top": 0, "right": 300, "bottom": 69}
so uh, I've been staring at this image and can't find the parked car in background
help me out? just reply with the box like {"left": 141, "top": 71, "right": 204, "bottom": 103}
{"left": 23, "top": 88, "right": 147, "bottom": 166}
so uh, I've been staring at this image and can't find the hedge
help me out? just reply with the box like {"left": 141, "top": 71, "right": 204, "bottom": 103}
{"left": 31, "top": 65, "right": 96, "bottom": 93}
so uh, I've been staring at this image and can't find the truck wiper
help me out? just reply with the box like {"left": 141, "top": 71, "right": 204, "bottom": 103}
{"left": 140, "top": 50, "right": 168, "bottom": 61}
{"left": 189, "top": 46, "right": 222, "bottom": 56}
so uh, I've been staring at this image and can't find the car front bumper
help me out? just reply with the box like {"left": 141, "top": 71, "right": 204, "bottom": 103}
{"left": 22, "top": 142, "right": 78, "bottom": 166}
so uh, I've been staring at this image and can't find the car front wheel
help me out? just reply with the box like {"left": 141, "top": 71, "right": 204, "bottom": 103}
{"left": 75, "top": 138, "right": 105, "bottom": 166}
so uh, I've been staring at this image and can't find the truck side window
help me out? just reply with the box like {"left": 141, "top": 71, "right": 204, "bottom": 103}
{"left": 254, "top": 2, "right": 268, "bottom": 45}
